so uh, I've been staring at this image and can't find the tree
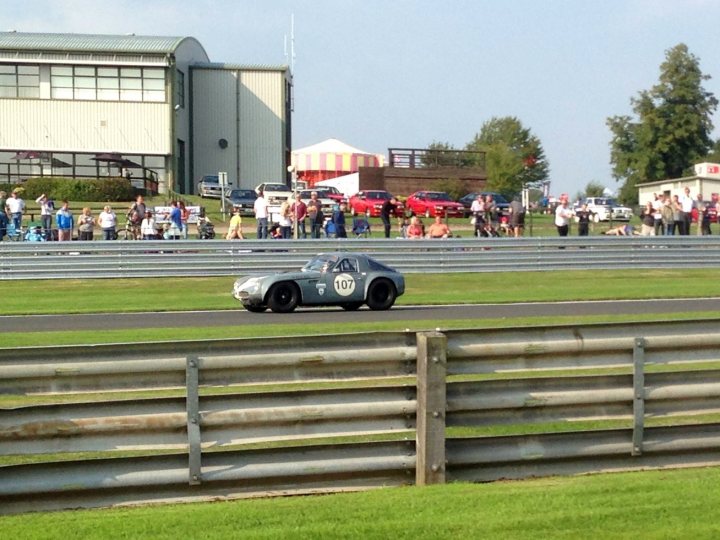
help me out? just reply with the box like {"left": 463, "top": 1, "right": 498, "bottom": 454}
{"left": 421, "top": 141, "right": 463, "bottom": 168}
{"left": 584, "top": 181, "right": 605, "bottom": 198}
{"left": 465, "top": 116, "right": 549, "bottom": 198}
{"left": 607, "top": 44, "right": 718, "bottom": 204}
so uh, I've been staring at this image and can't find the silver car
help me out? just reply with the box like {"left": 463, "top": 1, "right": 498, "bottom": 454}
{"left": 232, "top": 252, "right": 405, "bottom": 313}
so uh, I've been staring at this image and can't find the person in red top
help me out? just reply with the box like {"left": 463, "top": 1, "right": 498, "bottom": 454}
{"left": 291, "top": 192, "right": 308, "bottom": 239}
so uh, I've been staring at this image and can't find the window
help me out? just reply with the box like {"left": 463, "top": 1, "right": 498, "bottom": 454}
{"left": 175, "top": 69, "right": 185, "bottom": 108}
{"left": 50, "top": 65, "right": 166, "bottom": 102}
{"left": 0, "top": 64, "right": 40, "bottom": 98}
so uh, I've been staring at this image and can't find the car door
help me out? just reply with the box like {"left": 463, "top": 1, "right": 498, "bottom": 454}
{"left": 317, "top": 257, "right": 365, "bottom": 303}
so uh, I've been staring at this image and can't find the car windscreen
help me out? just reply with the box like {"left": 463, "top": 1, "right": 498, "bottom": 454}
{"left": 367, "top": 191, "right": 390, "bottom": 200}
{"left": 426, "top": 192, "right": 452, "bottom": 201}
{"left": 302, "top": 255, "right": 338, "bottom": 272}
{"left": 263, "top": 184, "right": 288, "bottom": 192}
{"left": 202, "top": 176, "right": 219, "bottom": 184}
{"left": 489, "top": 194, "right": 509, "bottom": 204}
{"left": 230, "top": 190, "right": 256, "bottom": 199}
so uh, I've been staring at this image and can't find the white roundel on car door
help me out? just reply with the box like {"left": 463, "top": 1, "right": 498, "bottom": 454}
{"left": 333, "top": 273, "right": 356, "bottom": 296}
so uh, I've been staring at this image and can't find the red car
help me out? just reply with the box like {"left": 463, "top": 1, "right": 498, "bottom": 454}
{"left": 405, "top": 191, "right": 465, "bottom": 218}
{"left": 349, "top": 190, "right": 404, "bottom": 217}
{"left": 314, "top": 186, "right": 347, "bottom": 205}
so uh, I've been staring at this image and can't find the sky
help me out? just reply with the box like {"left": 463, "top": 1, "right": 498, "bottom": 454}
{"left": 5, "top": 0, "right": 720, "bottom": 197}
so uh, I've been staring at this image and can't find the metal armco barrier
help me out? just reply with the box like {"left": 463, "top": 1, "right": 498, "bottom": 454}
{"left": 2, "top": 236, "right": 720, "bottom": 279}
{"left": 1, "top": 319, "right": 720, "bottom": 513}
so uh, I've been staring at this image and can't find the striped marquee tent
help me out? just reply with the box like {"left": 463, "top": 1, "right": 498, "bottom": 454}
{"left": 291, "top": 138, "right": 384, "bottom": 185}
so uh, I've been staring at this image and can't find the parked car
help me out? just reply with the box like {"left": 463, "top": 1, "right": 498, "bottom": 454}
{"left": 582, "top": 197, "right": 633, "bottom": 222}
{"left": 458, "top": 192, "right": 511, "bottom": 218}
{"left": 348, "top": 190, "right": 404, "bottom": 217}
{"left": 197, "top": 175, "right": 223, "bottom": 198}
{"left": 224, "top": 188, "right": 257, "bottom": 215}
{"left": 232, "top": 252, "right": 405, "bottom": 313}
{"left": 314, "top": 185, "right": 347, "bottom": 205}
{"left": 255, "top": 182, "right": 294, "bottom": 205}
{"left": 405, "top": 191, "right": 465, "bottom": 218}
{"left": 298, "top": 189, "right": 336, "bottom": 214}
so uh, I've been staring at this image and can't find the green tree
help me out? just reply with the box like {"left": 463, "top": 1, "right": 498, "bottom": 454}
{"left": 584, "top": 181, "right": 605, "bottom": 198}
{"left": 607, "top": 43, "right": 718, "bottom": 204}
{"left": 465, "top": 116, "right": 549, "bottom": 198}
{"left": 421, "top": 141, "right": 462, "bottom": 168}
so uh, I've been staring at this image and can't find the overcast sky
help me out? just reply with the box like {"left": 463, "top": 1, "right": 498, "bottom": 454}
{"left": 5, "top": 0, "right": 720, "bottom": 196}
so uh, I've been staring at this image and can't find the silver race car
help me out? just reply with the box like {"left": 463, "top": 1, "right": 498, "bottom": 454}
{"left": 232, "top": 252, "right": 405, "bottom": 313}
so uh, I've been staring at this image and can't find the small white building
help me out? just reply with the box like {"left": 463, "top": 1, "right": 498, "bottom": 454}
{"left": 0, "top": 32, "right": 291, "bottom": 194}
{"left": 637, "top": 163, "right": 720, "bottom": 205}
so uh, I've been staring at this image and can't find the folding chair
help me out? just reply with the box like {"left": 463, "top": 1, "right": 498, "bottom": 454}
{"left": 324, "top": 218, "right": 337, "bottom": 238}
{"left": 352, "top": 218, "right": 371, "bottom": 238}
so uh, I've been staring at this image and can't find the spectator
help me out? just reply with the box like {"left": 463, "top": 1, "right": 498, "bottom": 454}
{"left": 226, "top": 207, "right": 245, "bottom": 240}
{"left": 306, "top": 192, "right": 322, "bottom": 238}
{"left": 6, "top": 190, "right": 25, "bottom": 230}
{"left": 426, "top": 215, "right": 451, "bottom": 238}
{"left": 484, "top": 194, "right": 497, "bottom": 227}
{"left": 278, "top": 198, "right": 292, "bottom": 239}
{"left": 604, "top": 224, "right": 637, "bottom": 236}
{"left": 141, "top": 210, "right": 157, "bottom": 240}
{"left": 661, "top": 197, "right": 674, "bottom": 235}
{"left": 178, "top": 200, "right": 189, "bottom": 239}
{"left": 672, "top": 194, "right": 683, "bottom": 236}
{"left": 166, "top": 201, "right": 183, "bottom": 240}
{"left": 406, "top": 216, "right": 424, "bottom": 239}
{"left": 697, "top": 193, "right": 712, "bottom": 235}
{"left": 652, "top": 193, "right": 664, "bottom": 236}
{"left": 77, "top": 207, "right": 94, "bottom": 241}
{"left": 97, "top": 205, "right": 117, "bottom": 240}
{"left": 574, "top": 203, "right": 592, "bottom": 237}
{"left": 679, "top": 187, "right": 693, "bottom": 235}
{"left": 640, "top": 201, "right": 655, "bottom": 236}
{"left": 554, "top": 199, "right": 573, "bottom": 237}
{"left": 254, "top": 189, "right": 269, "bottom": 239}
{"left": 508, "top": 197, "right": 525, "bottom": 237}
{"left": 380, "top": 196, "right": 399, "bottom": 238}
{"left": 331, "top": 202, "right": 348, "bottom": 238}
{"left": 0, "top": 190, "right": 7, "bottom": 240}
{"left": 479, "top": 221, "right": 500, "bottom": 237}
{"left": 55, "top": 200, "right": 74, "bottom": 242}
{"left": 470, "top": 194, "right": 485, "bottom": 237}
{"left": 35, "top": 193, "right": 55, "bottom": 239}
{"left": 291, "top": 192, "right": 307, "bottom": 239}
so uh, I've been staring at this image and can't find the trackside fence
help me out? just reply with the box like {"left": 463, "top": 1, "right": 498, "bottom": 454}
{"left": 2, "top": 236, "right": 720, "bottom": 279}
{"left": 2, "top": 319, "right": 720, "bottom": 513}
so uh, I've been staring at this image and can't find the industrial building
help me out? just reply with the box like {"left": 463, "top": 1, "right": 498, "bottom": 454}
{"left": 0, "top": 31, "right": 291, "bottom": 194}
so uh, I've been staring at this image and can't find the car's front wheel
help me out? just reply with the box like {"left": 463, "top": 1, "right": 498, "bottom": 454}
{"left": 366, "top": 279, "right": 397, "bottom": 311}
{"left": 267, "top": 282, "right": 300, "bottom": 313}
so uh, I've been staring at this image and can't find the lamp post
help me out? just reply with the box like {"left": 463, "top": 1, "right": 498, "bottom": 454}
{"left": 288, "top": 165, "right": 298, "bottom": 239}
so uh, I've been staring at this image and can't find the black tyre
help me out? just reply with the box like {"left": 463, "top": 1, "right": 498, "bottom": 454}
{"left": 340, "top": 302, "right": 363, "bottom": 311}
{"left": 267, "top": 282, "right": 300, "bottom": 313}
{"left": 366, "top": 279, "right": 397, "bottom": 311}
{"left": 243, "top": 304, "right": 267, "bottom": 313}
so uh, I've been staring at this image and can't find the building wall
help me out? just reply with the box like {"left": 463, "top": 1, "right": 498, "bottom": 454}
{"left": 638, "top": 178, "right": 720, "bottom": 205}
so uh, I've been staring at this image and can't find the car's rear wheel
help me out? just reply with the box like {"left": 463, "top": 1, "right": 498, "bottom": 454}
{"left": 243, "top": 304, "right": 267, "bottom": 313}
{"left": 366, "top": 279, "right": 397, "bottom": 311}
{"left": 340, "top": 302, "right": 363, "bottom": 311}
{"left": 267, "top": 282, "right": 300, "bottom": 313}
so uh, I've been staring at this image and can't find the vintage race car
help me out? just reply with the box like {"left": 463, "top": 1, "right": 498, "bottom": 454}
{"left": 232, "top": 252, "right": 405, "bottom": 313}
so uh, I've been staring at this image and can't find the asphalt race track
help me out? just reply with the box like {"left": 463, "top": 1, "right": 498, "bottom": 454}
{"left": 1, "top": 298, "right": 718, "bottom": 333}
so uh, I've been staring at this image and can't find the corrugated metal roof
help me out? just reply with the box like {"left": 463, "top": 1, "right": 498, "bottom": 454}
{"left": 0, "top": 32, "right": 195, "bottom": 54}
{"left": 192, "top": 62, "right": 289, "bottom": 72}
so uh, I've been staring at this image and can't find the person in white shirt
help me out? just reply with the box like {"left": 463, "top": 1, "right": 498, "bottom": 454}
{"left": 470, "top": 194, "right": 485, "bottom": 237}
{"left": 6, "top": 191, "right": 25, "bottom": 230}
{"left": 555, "top": 200, "right": 574, "bottom": 237}
{"left": 141, "top": 211, "right": 157, "bottom": 240}
{"left": 97, "top": 205, "right": 117, "bottom": 240}
{"left": 679, "top": 187, "right": 694, "bottom": 236}
{"left": 35, "top": 193, "right": 55, "bottom": 238}
{"left": 254, "top": 190, "right": 269, "bottom": 239}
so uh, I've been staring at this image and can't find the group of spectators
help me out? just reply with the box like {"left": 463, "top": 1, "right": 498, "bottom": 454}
{"left": 0, "top": 191, "right": 192, "bottom": 241}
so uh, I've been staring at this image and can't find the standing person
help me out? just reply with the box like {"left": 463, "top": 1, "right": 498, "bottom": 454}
{"left": 332, "top": 202, "right": 348, "bottom": 238}
{"left": 554, "top": 199, "right": 573, "bottom": 237}
{"left": 652, "top": 193, "right": 664, "bottom": 236}
{"left": 55, "top": 200, "right": 74, "bottom": 242}
{"left": 6, "top": 190, "right": 25, "bottom": 230}
{"left": 470, "top": 194, "right": 485, "bottom": 237}
{"left": 140, "top": 210, "right": 157, "bottom": 240}
{"left": 575, "top": 203, "right": 592, "bottom": 237}
{"left": 484, "top": 194, "right": 496, "bottom": 228}
{"left": 306, "top": 192, "right": 320, "bottom": 238}
{"left": 679, "top": 187, "right": 694, "bottom": 236}
{"left": 661, "top": 197, "right": 674, "bottom": 235}
{"left": 291, "top": 192, "right": 307, "bottom": 239}
{"left": 167, "top": 201, "right": 183, "bottom": 240}
{"left": 672, "top": 194, "right": 683, "bottom": 236}
{"left": 35, "top": 193, "right": 55, "bottom": 239}
{"left": 697, "top": 194, "right": 712, "bottom": 235}
{"left": 640, "top": 201, "right": 656, "bottom": 236}
{"left": 77, "top": 207, "right": 94, "bottom": 241}
{"left": 97, "top": 205, "right": 117, "bottom": 240}
{"left": 508, "top": 197, "right": 525, "bottom": 237}
{"left": 225, "top": 207, "right": 245, "bottom": 240}
{"left": 380, "top": 196, "right": 399, "bottom": 238}
{"left": 278, "top": 198, "right": 292, "bottom": 239}
{"left": 178, "top": 200, "right": 189, "bottom": 239}
{"left": 0, "top": 190, "right": 7, "bottom": 240}
{"left": 254, "top": 189, "right": 269, "bottom": 239}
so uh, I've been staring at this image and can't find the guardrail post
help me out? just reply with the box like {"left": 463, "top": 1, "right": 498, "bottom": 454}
{"left": 632, "top": 338, "right": 646, "bottom": 456}
{"left": 186, "top": 356, "right": 202, "bottom": 485}
{"left": 416, "top": 331, "right": 447, "bottom": 485}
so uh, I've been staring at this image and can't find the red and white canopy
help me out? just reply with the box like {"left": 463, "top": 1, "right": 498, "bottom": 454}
{"left": 292, "top": 138, "right": 383, "bottom": 184}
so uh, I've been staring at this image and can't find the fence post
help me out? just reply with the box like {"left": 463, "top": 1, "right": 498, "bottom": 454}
{"left": 416, "top": 331, "right": 447, "bottom": 485}
{"left": 632, "top": 337, "right": 646, "bottom": 456}
{"left": 186, "top": 356, "right": 202, "bottom": 485}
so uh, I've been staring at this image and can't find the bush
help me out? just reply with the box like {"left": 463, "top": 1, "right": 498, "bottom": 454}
{"left": 0, "top": 177, "right": 135, "bottom": 202}
{"left": 430, "top": 178, "right": 466, "bottom": 201}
